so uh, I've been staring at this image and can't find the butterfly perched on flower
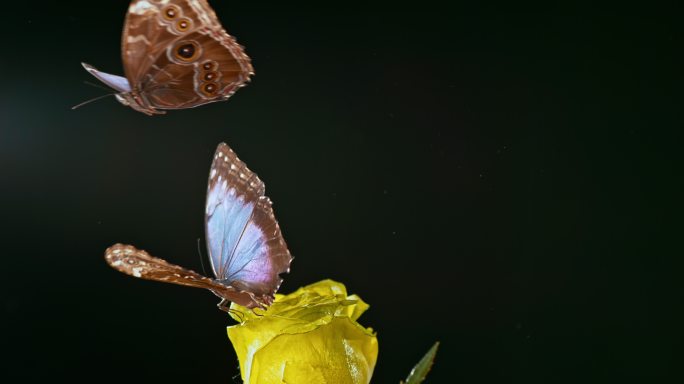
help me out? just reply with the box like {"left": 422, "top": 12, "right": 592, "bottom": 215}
{"left": 81, "top": 0, "right": 253, "bottom": 115}
{"left": 105, "top": 143, "right": 292, "bottom": 310}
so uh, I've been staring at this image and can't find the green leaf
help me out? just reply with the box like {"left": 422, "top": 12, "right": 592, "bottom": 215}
{"left": 401, "top": 341, "right": 440, "bottom": 384}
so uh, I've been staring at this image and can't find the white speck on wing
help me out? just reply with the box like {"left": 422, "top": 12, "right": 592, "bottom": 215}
{"left": 130, "top": 1, "right": 155, "bottom": 15}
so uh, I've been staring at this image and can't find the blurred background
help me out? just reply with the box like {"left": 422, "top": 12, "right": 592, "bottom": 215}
{"left": 1, "top": 2, "right": 681, "bottom": 382}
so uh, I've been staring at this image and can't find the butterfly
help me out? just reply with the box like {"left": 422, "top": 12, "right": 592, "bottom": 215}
{"left": 82, "top": 0, "right": 253, "bottom": 115}
{"left": 105, "top": 143, "right": 292, "bottom": 311}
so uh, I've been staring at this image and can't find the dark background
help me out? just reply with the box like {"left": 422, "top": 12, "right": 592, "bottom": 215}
{"left": 1, "top": 2, "right": 681, "bottom": 382}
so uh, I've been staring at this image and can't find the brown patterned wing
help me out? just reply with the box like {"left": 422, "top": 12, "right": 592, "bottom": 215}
{"left": 105, "top": 243, "right": 220, "bottom": 290}
{"left": 104, "top": 243, "right": 260, "bottom": 307}
{"left": 205, "top": 143, "right": 293, "bottom": 308}
{"left": 122, "top": 0, "right": 253, "bottom": 109}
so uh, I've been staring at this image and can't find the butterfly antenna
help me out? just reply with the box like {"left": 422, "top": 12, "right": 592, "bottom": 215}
{"left": 71, "top": 93, "right": 116, "bottom": 110}
{"left": 197, "top": 238, "right": 209, "bottom": 276}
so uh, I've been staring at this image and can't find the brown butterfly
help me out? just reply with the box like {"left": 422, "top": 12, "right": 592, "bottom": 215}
{"left": 82, "top": 0, "right": 253, "bottom": 115}
{"left": 105, "top": 143, "right": 292, "bottom": 311}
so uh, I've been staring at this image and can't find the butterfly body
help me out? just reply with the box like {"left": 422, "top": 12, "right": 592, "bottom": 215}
{"left": 83, "top": 0, "right": 253, "bottom": 115}
{"left": 105, "top": 143, "right": 292, "bottom": 309}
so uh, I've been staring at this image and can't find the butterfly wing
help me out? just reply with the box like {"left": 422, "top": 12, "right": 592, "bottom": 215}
{"left": 105, "top": 243, "right": 219, "bottom": 290}
{"left": 205, "top": 143, "right": 292, "bottom": 307}
{"left": 122, "top": 0, "right": 253, "bottom": 109}
{"left": 81, "top": 63, "right": 132, "bottom": 93}
{"left": 105, "top": 244, "right": 260, "bottom": 307}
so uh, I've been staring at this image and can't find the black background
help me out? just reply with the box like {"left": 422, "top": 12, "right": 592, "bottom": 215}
{"left": 1, "top": 2, "right": 681, "bottom": 382}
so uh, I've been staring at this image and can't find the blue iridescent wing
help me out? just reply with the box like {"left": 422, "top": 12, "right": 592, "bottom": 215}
{"left": 81, "top": 63, "right": 132, "bottom": 93}
{"left": 205, "top": 143, "right": 292, "bottom": 307}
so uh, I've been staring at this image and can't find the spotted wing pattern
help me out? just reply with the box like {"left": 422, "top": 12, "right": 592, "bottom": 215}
{"left": 122, "top": 0, "right": 253, "bottom": 109}
{"left": 104, "top": 244, "right": 261, "bottom": 307}
{"left": 105, "top": 243, "right": 218, "bottom": 290}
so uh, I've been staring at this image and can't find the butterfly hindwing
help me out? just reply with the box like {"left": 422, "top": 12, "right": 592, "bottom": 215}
{"left": 205, "top": 143, "right": 292, "bottom": 307}
{"left": 226, "top": 195, "right": 291, "bottom": 299}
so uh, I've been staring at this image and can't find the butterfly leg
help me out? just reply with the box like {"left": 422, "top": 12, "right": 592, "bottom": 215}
{"left": 217, "top": 298, "right": 231, "bottom": 313}
{"left": 217, "top": 299, "right": 247, "bottom": 322}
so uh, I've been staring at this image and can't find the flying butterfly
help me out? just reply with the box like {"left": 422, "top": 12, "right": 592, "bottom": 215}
{"left": 105, "top": 143, "right": 292, "bottom": 311}
{"left": 81, "top": 0, "right": 253, "bottom": 115}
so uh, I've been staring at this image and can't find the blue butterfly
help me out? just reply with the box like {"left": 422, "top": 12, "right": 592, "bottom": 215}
{"left": 105, "top": 143, "right": 292, "bottom": 310}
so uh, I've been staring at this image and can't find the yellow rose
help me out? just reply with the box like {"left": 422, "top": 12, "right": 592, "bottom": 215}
{"left": 227, "top": 279, "right": 379, "bottom": 384}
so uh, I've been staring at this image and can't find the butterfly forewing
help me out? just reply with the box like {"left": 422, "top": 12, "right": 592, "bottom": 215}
{"left": 105, "top": 243, "right": 220, "bottom": 290}
{"left": 122, "top": 0, "right": 172, "bottom": 84}
{"left": 105, "top": 244, "right": 264, "bottom": 307}
{"left": 205, "top": 143, "right": 292, "bottom": 305}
